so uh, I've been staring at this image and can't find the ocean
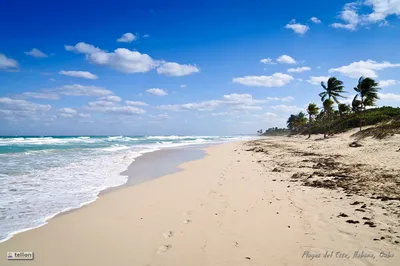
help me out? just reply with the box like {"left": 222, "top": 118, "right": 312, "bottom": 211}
{"left": 0, "top": 135, "right": 251, "bottom": 242}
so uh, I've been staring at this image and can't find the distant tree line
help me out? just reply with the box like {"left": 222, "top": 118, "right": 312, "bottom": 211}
{"left": 258, "top": 76, "right": 400, "bottom": 137}
{"left": 257, "top": 127, "right": 291, "bottom": 136}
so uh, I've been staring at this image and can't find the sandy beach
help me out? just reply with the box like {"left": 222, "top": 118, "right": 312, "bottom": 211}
{"left": 1, "top": 131, "right": 399, "bottom": 266}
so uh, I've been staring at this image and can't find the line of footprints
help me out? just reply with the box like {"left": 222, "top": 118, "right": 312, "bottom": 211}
{"left": 157, "top": 211, "right": 192, "bottom": 254}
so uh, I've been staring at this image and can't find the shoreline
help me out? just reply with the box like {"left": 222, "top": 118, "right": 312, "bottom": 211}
{"left": 1, "top": 133, "right": 399, "bottom": 265}
{"left": 0, "top": 141, "right": 223, "bottom": 244}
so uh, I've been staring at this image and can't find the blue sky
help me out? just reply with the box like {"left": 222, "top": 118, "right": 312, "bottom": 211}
{"left": 1, "top": 0, "right": 400, "bottom": 135}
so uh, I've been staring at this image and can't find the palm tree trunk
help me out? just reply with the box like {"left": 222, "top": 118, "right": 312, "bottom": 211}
{"left": 308, "top": 114, "right": 311, "bottom": 139}
{"left": 359, "top": 97, "right": 363, "bottom": 131}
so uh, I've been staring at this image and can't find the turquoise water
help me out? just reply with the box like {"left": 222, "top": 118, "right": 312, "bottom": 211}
{"left": 0, "top": 135, "right": 251, "bottom": 242}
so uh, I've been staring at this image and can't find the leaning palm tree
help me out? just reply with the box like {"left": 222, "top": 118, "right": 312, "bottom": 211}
{"left": 319, "top": 77, "right": 346, "bottom": 103}
{"left": 286, "top": 114, "right": 297, "bottom": 133}
{"left": 351, "top": 95, "right": 362, "bottom": 113}
{"left": 354, "top": 76, "right": 381, "bottom": 130}
{"left": 307, "top": 103, "right": 319, "bottom": 138}
{"left": 322, "top": 99, "right": 334, "bottom": 138}
{"left": 338, "top": 103, "right": 350, "bottom": 117}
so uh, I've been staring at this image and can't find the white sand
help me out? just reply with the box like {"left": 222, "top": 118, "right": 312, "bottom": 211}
{"left": 1, "top": 131, "right": 399, "bottom": 265}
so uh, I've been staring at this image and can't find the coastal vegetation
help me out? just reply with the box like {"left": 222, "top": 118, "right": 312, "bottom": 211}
{"left": 260, "top": 76, "right": 400, "bottom": 138}
{"left": 258, "top": 127, "right": 291, "bottom": 136}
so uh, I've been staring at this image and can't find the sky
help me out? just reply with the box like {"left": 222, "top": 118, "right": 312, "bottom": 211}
{"left": 1, "top": 0, "right": 400, "bottom": 136}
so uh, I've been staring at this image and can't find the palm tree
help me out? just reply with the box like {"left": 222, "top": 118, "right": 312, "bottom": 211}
{"left": 319, "top": 77, "right": 346, "bottom": 103}
{"left": 319, "top": 77, "right": 346, "bottom": 135}
{"left": 287, "top": 115, "right": 297, "bottom": 132}
{"left": 322, "top": 99, "right": 334, "bottom": 138}
{"left": 354, "top": 76, "right": 381, "bottom": 130}
{"left": 338, "top": 103, "right": 351, "bottom": 117}
{"left": 351, "top": 95, "right": 362, "bottom": 113}
{"left": 307, "top": 103, "right": 319, "bottom": 138}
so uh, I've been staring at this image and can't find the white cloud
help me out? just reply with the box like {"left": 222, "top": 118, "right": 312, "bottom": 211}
{"left": 233, "top": 73, "right": 294, "bottom": 87}
{"left": 20, "top": 91, "right": 60, "bottom": 100}
{"left": 310, "top": 17, "right": 322, "bottom": 24}
{"left": 158, "top": 100, "right": 222, "bottom": 111}
{"left": 307, "top": 76, "right": 331, "bottom": 85}
{"left": 59, "top": 70, "right": 98, "bottom": 80}
{"left": 65, "top": 42, "right": 101, "bottom": 54}
{"left": 285, "top": 20, "right": 310, "bottom": 35}
{"left": 260, "top": 58, "right": 275, "bottom": 64}
{"left": 65, "top": 42, "right": 159, "bottom": 73}
{"left": 276, "top": 55, "right": 297, "bottom": 64}
{"left": 98, "top": 95, "right": 121, "bottom": 102}
{"left": 231, "top": 105, "right": 263, "bottom": 111}
{"left": 149, "top": 114, "right": 170, "bottom": 120}
{"left": 267, "top": 96, "right": 294, "bottom": 102}
{"left": 332, "top": 1, "right": 400, "bottom": 31}
{"left": 87, "top": 101, "right": 117, "bottom": 107}
{"left": 0, "top": 97, "right": 51, "bottom": 112}
{"left": 180, "top": 84, "right": 187, "bottom": 88}
{"left": 125, "top": 100, "right": 149, "bottom": 106}
{"left": 379, "top": 79, "right": 398, "bottom": 87}
{"left": 329, "top": 60, "right": 400, "bottom": 78}
{"left": 65, "top": 42, "right": 199, "bottom": 77}
{"left": 58, "top": 107, "right": 78, "bottom": 118}
{"left": 0, "top": 53, "right": 19, "bottom": 71}
{"left": 157, "top": 93, "right": 283, "bottom": 113}
{"left": 57, "top": 84, "right": 113, "bottom": 96}
{"left": 117, "top": 32, "right": 137, "bottom": 43}
{"left": 287, "top": 66, "right": 311, "bottom": 73}
{"left": 86, "top": 105, "right": 145, "bottom": 115}
{"left": 264, "top": 112, "right": 278, "bottom": 117}
{"left": 366, "top": 0, "right": 400, "bottom": 23}
{"left": 156, "top": 62, "right": 200, "bottom": 76}
{"left": 143, "top": 34, "right": 150, "bottom": 38}
{"left": 146, "top": 88, "right": 168, "bottom": 96}
{"left": 25, "top": 48, "right": 48, "bottom": 58}
{"left": 378, "top": 93, "right": 400, "bottom": 101}
{"left": 331, "top": 2, "right": 360, "bottom": 31}
{"left": 270, "top": 105, "right": 304, "bottom": 113}
{"left": 212, "top": 112, "right": 229, "bottom": 116}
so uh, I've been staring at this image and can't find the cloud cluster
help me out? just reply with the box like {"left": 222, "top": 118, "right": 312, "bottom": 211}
{"left": 307, "top": 76, "right": 330, "bottom": 85}
{"left": 57, "top": 84, "right": 113, "bottom": 96}
{"left": 287, "top": 67, "right": 311, "bottom": 73}
{"left": 59, "top": 70, "right": 98, "bottom": 80}
{"left": 156, "top": 62, "right": 199, "bottom": 76}
{"left": 285, "top": 20, "right": 310, "bottom": 35}
{"left": 276, "top": 55, "right": 297, "bottom": 64}
{"left": 379, "top": 80, "right": 398, "bottom": 88}
{"left": 332, "top": 1, "right": 400, "bottom": 31}
{"left": 125, "top": 101, "right": 149, "bottom": 106}
{"left": 233, "top": 73, "right": 294, "bottom": 87}
{"left": 117, "top": 33, "right": 137, "bottom": 43}
{"left": 260, "top": 58, "right": 275, "bottom": 65}
{"left": 65, "top": 42, "right": 199, "bottom": 76}
{"left": 157, "top": 93, "right": 294, "bottom": 112}
{"left": 85, "top": 98, "right": 146, "bottom": 115}
{"left": 310, "top": 17, "right": 322, "bottom": 24}
{"left": 25, "top": 48, "right": 48, "bottom": 58}
{"left": 58, "top": 107, "right": 90, "bottom": 118}
{"left": 146, "top": 88, "right": 168, "bottom": 96}
{"left": 0, "top": 53, "right": 19, "bottom": 71}
{"left": 329, "top": 60, "right": 400, "bottom": 78}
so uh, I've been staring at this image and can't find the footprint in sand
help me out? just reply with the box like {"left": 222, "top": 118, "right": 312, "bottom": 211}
{"left": 163, "top": 231, "right": 174, "bottom": 238}
{"left": 183, "top": 219, "right": 192, "bottom": 224}
{"left": 157, "top": 245, "right": 172, "bottom": 253}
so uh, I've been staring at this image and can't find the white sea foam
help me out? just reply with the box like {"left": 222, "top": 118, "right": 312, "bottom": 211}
{"left": 0, "top": 135, "right": 251, "bottom": 242}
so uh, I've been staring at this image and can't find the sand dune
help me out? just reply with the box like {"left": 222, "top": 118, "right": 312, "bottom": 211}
{"left": 1, "top": 131, "right": 399, "bottom": 265}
